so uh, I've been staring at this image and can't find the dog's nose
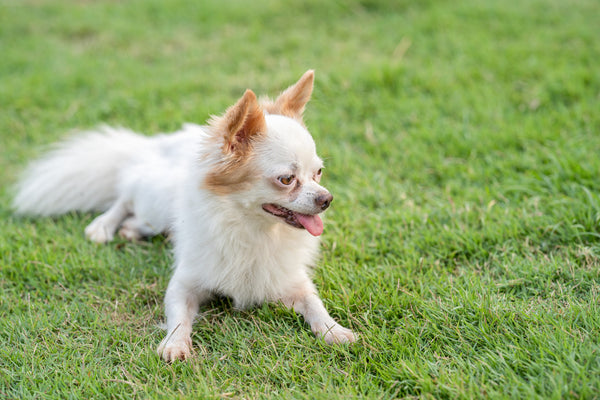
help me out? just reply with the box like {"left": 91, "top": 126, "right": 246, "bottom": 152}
{"left": 315, "top": 193, "right": 333, "bottom": 210}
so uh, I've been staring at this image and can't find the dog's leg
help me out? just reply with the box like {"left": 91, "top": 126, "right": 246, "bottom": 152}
{"left": 158, "top": 276, "right": 210, "bottom": 362}
{"left": 281, "top": 279, "right": 356, "bottom": 344}
{"left": 84, "top": 199, "right": 129, "bottom": 243}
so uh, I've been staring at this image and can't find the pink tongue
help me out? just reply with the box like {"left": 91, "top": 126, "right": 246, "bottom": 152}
{"left": 295, "top": 213, "right": 324, "bottom": 236}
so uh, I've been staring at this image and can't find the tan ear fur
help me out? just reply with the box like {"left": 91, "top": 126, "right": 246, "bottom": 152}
{"left": 204, "top": 89, "right": 266, "bottom": 195}
{"left": 262, "top": 70, "right": 314, "bottom": 120}
{"left": 212, "top": 89, "right": 266, "bottom": 156}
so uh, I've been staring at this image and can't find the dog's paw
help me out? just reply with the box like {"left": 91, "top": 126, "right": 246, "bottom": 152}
{"left": 84, "top": 218, "right": 113, "bottom": 243}
{"left": 118, "top": 225, "right": 141, "bottom": 241}
{"left": 313, "top": 322, "right": 357, "bottom": 344}
{"left": 157, "top": 336, "right": 192, "bottom": 362}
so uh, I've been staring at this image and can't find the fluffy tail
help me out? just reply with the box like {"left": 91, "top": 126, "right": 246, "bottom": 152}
{"left": 13, "top": 126, "right": 152, "bottom": 216}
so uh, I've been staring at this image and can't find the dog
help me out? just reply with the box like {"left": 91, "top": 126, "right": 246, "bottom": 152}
{"left": 13, "top": 70, "right": 356, "bottom": 361}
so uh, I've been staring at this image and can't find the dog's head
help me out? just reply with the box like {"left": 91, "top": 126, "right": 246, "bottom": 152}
{"left": 204, "top": 70, "right": 331, "bottom": 236}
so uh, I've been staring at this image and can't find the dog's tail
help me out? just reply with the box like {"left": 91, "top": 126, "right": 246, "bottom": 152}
{"left": 13, "top": 126, "right": 152, "bottom": 216}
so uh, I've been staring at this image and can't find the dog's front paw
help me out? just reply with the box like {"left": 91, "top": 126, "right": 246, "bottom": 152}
{"left": 312, "top": 322, "right": 357, "bottom": 344}
{"left": 84, "top": 218, "right": 113, "bottom": 243}
{"left": 157, "top": 335, "right": 192, "bottom": 362}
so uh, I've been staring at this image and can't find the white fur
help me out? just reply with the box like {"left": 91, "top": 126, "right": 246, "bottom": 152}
{"left": 14, "top": 101, "right": 356, "bottom": 363}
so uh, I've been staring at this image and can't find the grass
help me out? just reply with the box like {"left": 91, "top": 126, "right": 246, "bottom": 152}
{"left": 1, "top": 0, "right": 600, "bottom": 398}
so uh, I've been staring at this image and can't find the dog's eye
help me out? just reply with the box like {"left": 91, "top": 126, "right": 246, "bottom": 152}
{"left": 314, "top": 168, "right": 323, "bottom": 182}
{"left": 278, "top": 175, "right": 295, "bottom": 185}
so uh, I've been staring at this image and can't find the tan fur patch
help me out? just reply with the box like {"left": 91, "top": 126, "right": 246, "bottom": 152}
{"left": 203, "top": 154, "right": 261, "bottom": 195}
{"left": 203, "top": 89, "right": 267, "bottom": 195}
{"left": 209, "top": 89, "right": 267, "bottom": 156}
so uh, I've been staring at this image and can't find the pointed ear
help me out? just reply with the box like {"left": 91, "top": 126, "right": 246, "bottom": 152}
{"left": 215, "top": 89, "right": 266, "bottom": 155}
{"left": 271, "top": 70, "right": 314, "bottom": 119}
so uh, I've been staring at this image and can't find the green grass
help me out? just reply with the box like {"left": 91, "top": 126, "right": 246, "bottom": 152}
{"left": 2, "top": 0, "right": 600, "bottom": 398}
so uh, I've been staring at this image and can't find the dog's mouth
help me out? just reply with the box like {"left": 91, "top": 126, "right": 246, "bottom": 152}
{"left": 262, "top": 204, "right": 324, "bottom": 236}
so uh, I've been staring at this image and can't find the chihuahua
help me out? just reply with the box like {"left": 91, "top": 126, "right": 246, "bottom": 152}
{"left": 14, "top": 70, "right": 356, "bottom": 361}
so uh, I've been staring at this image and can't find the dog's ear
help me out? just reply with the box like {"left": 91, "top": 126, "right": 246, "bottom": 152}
{"left": 216, "top": 89, "right": 266, "bottom": 155}
{"left": 204, "top": 90, "right": 265, "bottom": 194}
{"left": 265, "top": 70, "right": 314, "bottom": 120}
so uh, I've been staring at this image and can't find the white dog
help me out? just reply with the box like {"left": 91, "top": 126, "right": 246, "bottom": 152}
{"left": 14, "top": 70, "right": 356, "bottom": 361}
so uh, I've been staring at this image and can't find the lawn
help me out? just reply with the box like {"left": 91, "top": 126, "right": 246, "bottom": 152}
{"left": 2, "top": 0, "right": 600, "bottom": 398}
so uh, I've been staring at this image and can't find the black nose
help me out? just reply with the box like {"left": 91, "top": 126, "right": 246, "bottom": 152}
{"left": 315, "top": 193, "right": 333, "bottom": 210}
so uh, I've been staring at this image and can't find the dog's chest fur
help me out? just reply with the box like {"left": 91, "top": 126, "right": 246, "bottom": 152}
{"left": 173, "top": 189, "right": 321, "bottom": 309}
